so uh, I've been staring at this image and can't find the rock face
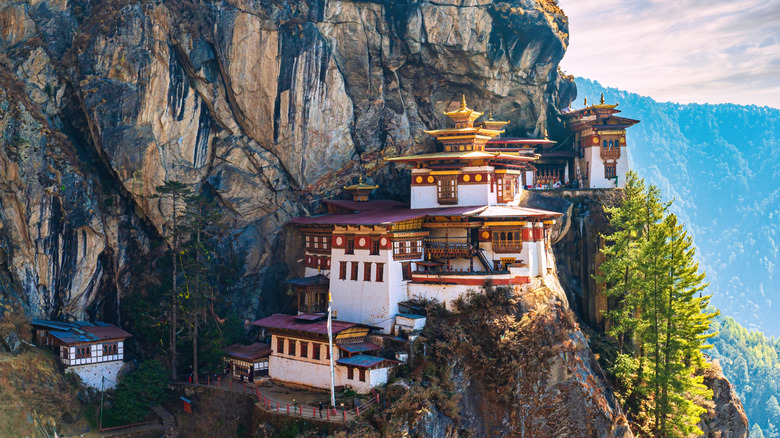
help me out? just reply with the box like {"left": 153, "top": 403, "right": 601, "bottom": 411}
{"left": 0, "top": 0, "right": 573, "bottom": 320}
{"left": 698, "top": 363, "right": 749, "bottom": 438}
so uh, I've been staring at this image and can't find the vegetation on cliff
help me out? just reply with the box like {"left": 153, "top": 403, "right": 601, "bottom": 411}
{"left": 598, "top": 172, "right": 717, "bottom": 437}
{"left": 709, "top": 315, "right": 780, "bottom": 438}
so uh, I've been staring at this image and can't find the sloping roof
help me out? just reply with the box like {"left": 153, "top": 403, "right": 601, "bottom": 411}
{"left": 323, "top": 199, "right": 407, "bottom": 212}
{"left": 337, "top": 342, "right": 381, "bottom": 354}
{"left": 287, "top": 275, "right": 330, "bottom": 287}
{"left": 251, "top": 314, "right": 379, "bottom": 335}
{"left": 480, "top": 205, "right": 561, "bottom": 218}
{"left": 290, "top": 205, "right": 486, "bottom": 226}
{"left": 385, "top": 151, "right": 498, "bottom": 162}
{"left": 486, "top": 138, "right": 556, "bottom": 145}
{"left": 476, "top": 205, "right": 561, "bottom": 219}
{"left": 32, "top": 319, "right": 132, "bottom": 345}
{"left": 336, "top": 355, "right": 399, "bottom": 368}
{"left": 223, "top": 343, "right": 272, "bottom": 361}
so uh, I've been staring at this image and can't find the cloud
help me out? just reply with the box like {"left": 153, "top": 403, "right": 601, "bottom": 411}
{"left": 558, "top": 0, "right": 780, "bottom": 107}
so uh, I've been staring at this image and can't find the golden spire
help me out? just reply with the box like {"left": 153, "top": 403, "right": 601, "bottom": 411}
{"left": 461, "top": 94, "right": 467, "bottom": 110}
{"left": 488, "top": 110, "right": 494, "bottom": 120}
{"left": 584, "top": 97, "right": 588, "bottom": 106}
{"left": 600, "top": 93, "right": 605, "bottom": 105}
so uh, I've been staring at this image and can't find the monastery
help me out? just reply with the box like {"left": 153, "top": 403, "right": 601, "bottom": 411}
{"left": 31, "top": 319, "right": 132, "bottom": 389}
{"left": 253, "top": 96, "right": 637, "bottom": 393}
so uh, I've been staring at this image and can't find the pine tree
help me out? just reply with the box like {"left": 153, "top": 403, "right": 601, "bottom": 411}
{"left": 154, "top": 180, "right": 191, "bottom": 381}
{"left": 599, "top": 173, "right": 717, "bottom": 437}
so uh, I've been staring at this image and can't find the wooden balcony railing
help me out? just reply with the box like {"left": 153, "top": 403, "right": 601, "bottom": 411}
{"left": 424, "top": 237, "right": 476, "bottom": 259}
{"left": 491, "top": 242, "right": 523, "bottom": 253}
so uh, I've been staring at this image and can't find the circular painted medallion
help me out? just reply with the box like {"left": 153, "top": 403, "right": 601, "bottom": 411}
{"left": 463, "top": 174, "right": 471, "bottom": 182}
{"left": 475, "top": 174, "right": 483, "bottom": 182}
{"left": 593, "top": 137, "right": 599, "bottom": 144}
{"left": 380, "top": 237, "right": 388, "bottom": 246}
{"left": 358, "top": 237, "right": 366, "bottom": 247}
{"left": 427, "top": 176, "right": 434, "bottom": 183}
{"left": 481, "top": 231, "right": 490, "bottom": 239}
{"left": 336, "top": 236, "right": 343, "bottom": 245}
{"left": 416, "top": 176, "right": 423, "bottom": 183}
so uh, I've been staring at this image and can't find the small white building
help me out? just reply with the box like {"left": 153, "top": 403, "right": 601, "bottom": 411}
{"left": 252, "top": 313, "right": 398, "bottom": 394}
{"left": 31, "top": 319, "right": 132, "bottom": 389}
{"left": 223, "top": 342, "right": 272, "bottom": 382}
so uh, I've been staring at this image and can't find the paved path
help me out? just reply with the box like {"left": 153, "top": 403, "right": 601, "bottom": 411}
{"left": 151, "top": 405, "right": 178, "bottom": 437}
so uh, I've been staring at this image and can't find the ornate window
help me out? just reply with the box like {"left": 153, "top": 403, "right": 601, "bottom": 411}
{"left": 402, "top": 262, "right": 412, "bottom": 281}
{"left": 605, "top": 163, "right": 617, "bottom": 179}
{"left": 345, "top": 236, "right": 355, "bottom": 254}
{"left": 492, "top": 230, "right": 523, "bottom": 253}
{"left": 376, "top": 263, "right": 385, "bottom": 282}
{"left": 437, "top": 175, "right": 458, "bottom": 204}
{"left": 370, "top": 237, "right": 381, "bottom": 255}
{"left": 103, "top": 342, "right": 118, "bottom": 355}
{"left": 76, "top": 345, "right": 91, "bottom": 359}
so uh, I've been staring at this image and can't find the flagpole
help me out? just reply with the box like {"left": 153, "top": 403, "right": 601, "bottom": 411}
{"left": 327, "top": 291, "right": 336, "bottom": 409}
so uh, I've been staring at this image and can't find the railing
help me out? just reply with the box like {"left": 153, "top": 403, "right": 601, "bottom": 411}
{"left": 424, "top": 237, "right": 475, "bottom": 259}
{"left": 299, "top": 304, "right": 327, "bottom": 313}
{"left": 492, "top": 242, "right": 523, "bottom": 253}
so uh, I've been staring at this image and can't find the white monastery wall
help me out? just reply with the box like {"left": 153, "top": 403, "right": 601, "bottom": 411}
{"left": 584, "top": 147, "right": 619, "bottom": 189}
{"left": 304, "top": 267, "right": 330, "bottom": 277}
{"left": 66, "top": 360, "right": 127, "bottom": 390}
{"left": 407, "top": 282, "right": 480, "bottom": 310}
{"left": 410, "top": 186, "right": 438, "bottom": 209}
{"left": 616, "top": 149, "right": 629, "bottom": 188}
{"left": 330, "top": 248, "right": 396, "bottom": 333}
{"left": 457, "top": 183, "right": 493, "bottom": 207}
{"left": 270, "top": 355, "right": 334, "bottom": 390}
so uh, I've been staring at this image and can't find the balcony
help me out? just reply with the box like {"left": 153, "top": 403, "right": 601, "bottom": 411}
{"left": 424, "top": 237, "right": 476, "bottom": 259}
{"left": 491, "top": 242, "right": 523, "bottom": 253}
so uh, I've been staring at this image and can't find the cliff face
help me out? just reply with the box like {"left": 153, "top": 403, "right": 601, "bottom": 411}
{"left": 0, "top": 0, "right": 573, "bottom": 320}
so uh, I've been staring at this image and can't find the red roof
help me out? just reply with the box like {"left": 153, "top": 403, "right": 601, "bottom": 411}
{"left": 251, "top": 314, "right": 378, "bottom": 335}
{"left": 486, "top": 138, "right": 555, "bottom": 145}
{"left": 323, "top": 199, "right": 407, "bottom": 212}
{"left": 223, "top": 343, "right": 272, "bottom": 361}
{"left": 290, "top": 205, "right": 486, "bottom": 226}
{"left": 81, "top": 326, "right": 133, "bottom": 341}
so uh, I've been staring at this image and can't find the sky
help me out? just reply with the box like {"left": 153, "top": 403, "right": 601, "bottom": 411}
{"left": 558, "top": 0, "right": 780, "bottom": 108}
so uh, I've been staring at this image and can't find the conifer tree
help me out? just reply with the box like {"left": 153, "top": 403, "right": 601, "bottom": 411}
{"left": 154, "top": 180, "right": 191, "bottom": 381}
{"left": 599, "top": 172, "right": 717, "bottom": 437}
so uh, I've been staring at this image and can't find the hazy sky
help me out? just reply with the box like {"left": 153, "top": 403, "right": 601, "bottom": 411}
{"left": 558, "top": 0, "right": 780, "bottom": 108}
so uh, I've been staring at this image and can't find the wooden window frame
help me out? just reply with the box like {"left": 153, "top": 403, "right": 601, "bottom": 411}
{"left": 277, "top": 337, "right": 285, "bottom": 355}
{"left": 300, "top": 341, "right": 308, "bottom": 358}
{"left": 402, "top": 262, "right": 412, "bottom": 281}
{"left": 370, "top": 237, "right": 380, "bottom": 255}
{"left": 359, "top": 369, "right": 366, "bottom": 382}
{"left": 347, "top": 367, "right": 354, "bottom": 380}
{"left": 345, "top": 236, "right": 355, "bottom": 255}
{"left": 339, "top": 262, "right": 347, "bottom": 280}
{"left": 605, "top": 163, "right": 617, "bottom": 179}
{"left": 363, "top": 262, "right": 372, "bottom": 282}
{"left": 312, "top": 343, "right": 320, "bottom": 360}
{"left": 351, "top": 262, "right": 359, "bottom": 281}
{"left": 437, "top": 175, "right": 458, "bottom": 205}
{"left": 76, "top": 345, "right": 91, "bottom": 359}
{"left": 376, "top": 263, "right": 385, "bottom": 282}
{"left": 491, "top": 229, "right": 523, "bottom": 253}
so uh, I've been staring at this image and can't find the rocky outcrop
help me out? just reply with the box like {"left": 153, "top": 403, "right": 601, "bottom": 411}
{"left": 410, "top": 274, "right": 633, "bottom": 438}
{"left": 0, "top": 0, "right": 573, "bottom": 320}
{"left": 698, "top": 363, "right": 749, "bottom": 438}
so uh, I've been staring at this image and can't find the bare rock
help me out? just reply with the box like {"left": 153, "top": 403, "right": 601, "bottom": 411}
{"left": 698, "top": 362, "right": 749, "bottom": 438}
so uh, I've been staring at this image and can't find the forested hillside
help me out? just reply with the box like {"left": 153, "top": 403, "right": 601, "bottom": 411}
{"left": 709, "top": 316, "right": 780, "bottom": 438}
{"left": 575, "top": 78, "right": 780, "bottom": 337}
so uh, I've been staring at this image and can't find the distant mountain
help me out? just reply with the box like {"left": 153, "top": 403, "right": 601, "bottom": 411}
{"left": 575, "top": 78, "right": 780, "bottom": 337}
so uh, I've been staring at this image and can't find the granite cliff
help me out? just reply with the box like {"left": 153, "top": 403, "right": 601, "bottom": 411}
{"left": 0, "top": 0, "right": 573, "bottom": 321}
{"left": 0, "top": 1, "right": 750, "bottom": 436}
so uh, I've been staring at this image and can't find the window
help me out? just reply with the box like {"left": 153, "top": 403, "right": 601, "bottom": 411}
{"left": 76, "top": 345, "right": 91, "bottom": 359}
{"left": 345, "top": 236, "right": 355, "bottom": 255}
{"left": 347, "top": 367, "right": 354, "bottom": 380}
{"left": 376, "top": 263, "right": 385, "bottom": 282}
{"left": 370, "top": 237, "right": 380, "bottom": 255}
{"left": 492, "top": 230, "right": 523, "bottom": 253}
{"left": 300, "top": 342, "right": 308, "bottom": 358}
{"left": 313, "top": 343, "right": 321, "bottom": 360}
{"left": 499, "top": 177, "right": 516, "bottom": 202}
{"left": 277, "top": 337, "right": 285, "bottom": 355}
{"left": 339, "top": 262, "right": 347, "bottom": 280}
{"left": 351, "top": 262, "right": 359, "bottom": 281}
{"left": 605, "top": 163, "right": 617, "bottom": 178}
{"left": 437, "top": 175, "right": 458, "bottom": 204}
{"left": 103, "top": 342, "right": 118, "bottom": 355}
{"left": 363, "top": 262, "right": 372, "bottom": 281}
{"left": 359, "top": 369, "right": 366, "bottom": 382}
{"left": 326, "top": 345, "right": 330, "bottom": 360}
{"left": 290, "top": 340, "right": 297, "bottom": 356}
{"left": 402, "top": 262, "right": 412, "bottom": 281}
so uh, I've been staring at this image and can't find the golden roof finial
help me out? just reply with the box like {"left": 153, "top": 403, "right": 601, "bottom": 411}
{"left": 461, "top": 94, "right": 467, "bottom": 109}
{"left": 488, "top": 110, "right": 494, "bottom": 120}
{"left": 600, "top": 93, "right": 605, "bottom": 105}
{"left": 358, "top": 175, "right": 363, "bottom": 184}
{"left": 584, "top": 97, "right": 588, "bottom": 106}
